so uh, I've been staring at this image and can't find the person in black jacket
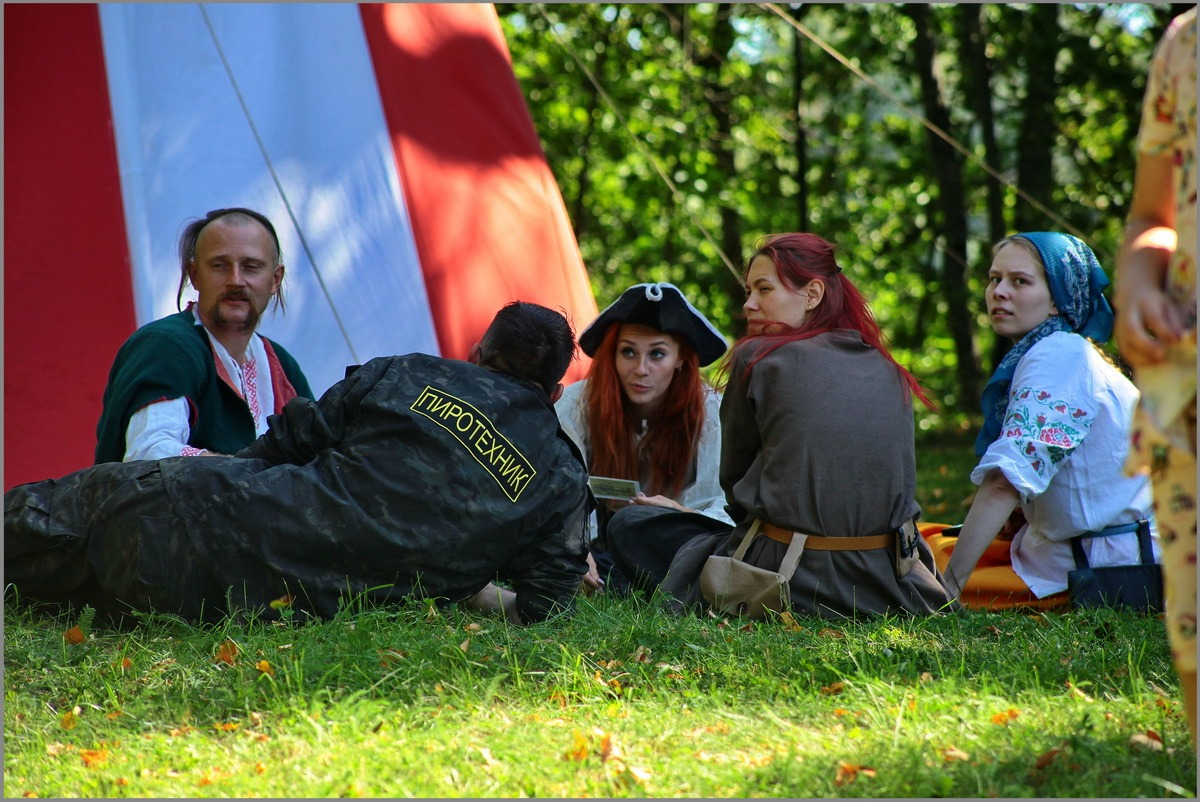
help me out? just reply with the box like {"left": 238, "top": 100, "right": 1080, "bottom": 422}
{"left": 7, "top": 301, "right": 590, "bottom": 625}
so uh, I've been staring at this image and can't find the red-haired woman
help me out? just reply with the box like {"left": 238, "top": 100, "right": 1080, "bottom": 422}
{"left": 609, "top": 233, "right": 954, "bottom": 618}
{"left": 556, "top": 283, "right": 730, "bottom": 594}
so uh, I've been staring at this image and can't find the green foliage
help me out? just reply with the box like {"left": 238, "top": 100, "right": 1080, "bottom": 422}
{"left": 5, "top": 591, "right": 1193, "bottom": 797}
{"left": 497, "top": 3, "right": 1175, "bottom": 422}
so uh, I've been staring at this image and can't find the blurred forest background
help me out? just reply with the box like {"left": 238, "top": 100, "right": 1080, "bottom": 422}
{"left": 495, "top": 2, "right": 1193, "bottom": 439}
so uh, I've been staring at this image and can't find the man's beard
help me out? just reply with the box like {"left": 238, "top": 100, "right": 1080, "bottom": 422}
{"left": 210, "top": 292, "right": 263, "bottom": 334}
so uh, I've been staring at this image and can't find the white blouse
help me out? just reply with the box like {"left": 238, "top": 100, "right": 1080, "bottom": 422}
{"left": 555, "top": 379, "right": 731, "bottom": 542}
{"left": 972, "top": 332, "right": 1157, "bottom": 597}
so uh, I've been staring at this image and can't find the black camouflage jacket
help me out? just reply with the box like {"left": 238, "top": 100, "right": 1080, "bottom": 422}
{"left": 158, "top": 354, "right": 591, "bottom": 622}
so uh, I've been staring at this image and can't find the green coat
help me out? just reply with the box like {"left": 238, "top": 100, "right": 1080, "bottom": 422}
{"left": 94, "top": 309, "right": 312, "bottom": 463}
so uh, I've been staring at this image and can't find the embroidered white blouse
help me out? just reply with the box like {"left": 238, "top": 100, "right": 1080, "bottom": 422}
{"left": 972, "top": 331, "right": 1157, "bottom": 597}
{"left": 555, "top": 379, "right": 731, "bottom": 542}
{"left": 122, "top": 306, "right": 277, "bottom": 461}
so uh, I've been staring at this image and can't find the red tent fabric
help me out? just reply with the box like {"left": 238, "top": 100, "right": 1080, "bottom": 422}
{"left": 3, "top": 3, "right": 596, "bottom": 489}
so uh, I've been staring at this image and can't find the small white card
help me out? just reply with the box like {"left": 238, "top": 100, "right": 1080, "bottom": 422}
{"left": 588, "top": 476, "right": 640, "bottom": 500}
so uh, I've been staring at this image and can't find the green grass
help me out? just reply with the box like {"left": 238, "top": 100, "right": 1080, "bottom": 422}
{"left": 5, "top": 430, "right": 1193, "bottom": 798}
{"left": 4, "top": 591, "right": 1194, "bottom": 798}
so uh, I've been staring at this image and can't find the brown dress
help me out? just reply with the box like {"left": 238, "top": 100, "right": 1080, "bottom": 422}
{"left": 657, "top": 330, "right": 953, "bottom": 618}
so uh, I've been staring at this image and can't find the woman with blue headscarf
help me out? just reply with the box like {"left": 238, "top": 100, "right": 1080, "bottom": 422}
{"left": 930, "top": 232, "right": 1156, "bottom": 609}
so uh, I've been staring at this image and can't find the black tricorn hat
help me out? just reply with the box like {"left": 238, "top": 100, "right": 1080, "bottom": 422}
{"left": 579, "top": 282, "right": 728, "bottom": 367}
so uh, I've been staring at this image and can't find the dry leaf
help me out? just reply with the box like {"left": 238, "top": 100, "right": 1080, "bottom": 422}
{"left": 378, "top": 649, "right": 406, "bottom": 667}
{"left": 268, "top": 594, "right": 294, "bottom": 610}
{"left": 63, "top": 627, "right": 85, "bottom": 645}
{"left": 459, "top": 638, "right": 471, "bottom": 653}
{"left": 256, "top": 660, "right": 275, "bottom": 677}
{"left": 1065, "top": 682, "right": 1094, "bottom": 702}
{"left": 818, "top": 628, "right": 846, "bottom": 639}
{"left": 464, "top": 622, "right": 482, "bottom": 632}
{"left": 835, "top": 761, "right": 876, "bottom": 786}
{"left": 633, "top": 645, "right": 651, "bottom": 662}
{"left": 214, "top": 722, "right": 239, "bottom": 732}
{"left": 594, "top": 728, "right": 621, "bottom": 763}
{"left": 254, "top": 763, "right": 267, "bottom": 775}
{"left": 105, "top": 710, "right": 124, "bottom": 721}
{"left": 214, "top": 639, "right": 238, "bottom": 665}
{"left": 1130, "top": 731, "right": 1165, "bottom": 751}
{"left": 564, "top": 729, "right": 589, "bottom": 762}
{"left": 779, "top": 611, "right": 804, "bottom": 632}
{"left": 820, "top": 681, "right": 845, "bottom": 695}
{"left": 1033, "top": 746, "right": 1065, "bottom": 769}
{"left": 942, "top": 746, "right": 970, "bottom": 762}
{"left": 991, "top": 708, "right": 1020, "bottom": 725}
{"left": 80, "top": 749, "right": 109, "bottom": 768}
{"left": 59, "top": 711, "right": 78, "bottom": 731}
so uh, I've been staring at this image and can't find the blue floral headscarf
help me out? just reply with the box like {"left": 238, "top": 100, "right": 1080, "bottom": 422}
{"left": 974, "top": 232, "right": 1115, "bottom": 455}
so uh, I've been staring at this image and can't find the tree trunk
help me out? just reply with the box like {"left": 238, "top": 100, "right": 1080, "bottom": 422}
{"left": 698, "top": 4, "right": 745, "bottom": 312}
{"left": 789, "top": 5, "right": 810, "bottom": 230}
{"left": 957, "top": 4, "right": 1010, "bottom": 375}
{"left": 903, "top": 3, "right": 981, "bottom": 407}
{"left": 1013, "top": 3, "right": 1058, "bottom": 233}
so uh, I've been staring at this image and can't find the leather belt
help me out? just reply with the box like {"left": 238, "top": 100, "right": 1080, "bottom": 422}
{"left": 760, "top": 522, "right": 893, "bottom": 551}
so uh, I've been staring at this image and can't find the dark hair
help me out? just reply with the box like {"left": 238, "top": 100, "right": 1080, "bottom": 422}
{"left": 736, "top": 232, "right": 934, "bottom": 410}
{"left": 478, "top": 301, "right": 577, "bottom": 395}
{"left": 176, "top": 207, "right": 284, "bottom": 311}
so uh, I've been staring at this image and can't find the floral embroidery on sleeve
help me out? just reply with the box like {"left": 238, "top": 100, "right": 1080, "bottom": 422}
{"left": 999, "top": 386, "right": 1095, "bottom": 477}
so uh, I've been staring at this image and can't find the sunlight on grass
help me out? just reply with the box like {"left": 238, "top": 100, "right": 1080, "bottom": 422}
{"left": 4, "top": 590, "right": 1193, "bottom": 798}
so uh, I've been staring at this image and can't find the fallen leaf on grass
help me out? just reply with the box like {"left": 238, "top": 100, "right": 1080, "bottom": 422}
{"left": 564, "top": 729, "right": 589, "bottom": 762}
{"left": 1130, "top": 730, "right": 1164, "bottom": 751}
{"left": 105, "top": 710, "right": 124, "bottom": 721}
{"left": 80, "top": 749, "right": 109, "bottom": 768}
{"left": 378, "top": 649, "right": 407, "bottom": 668}
{"left": 632, "top": 645, "right": 651, "bottom": 662}
{"left": 59, "top": 709, "right": 79, "bottom": 730}
{"left": 254, "top": 763, "right": 267, "bottom": 775}
{"left": 459, "top": 638, "right": 471, "bottom": 653}
{"left": 268, "top": 594, "right": 294, "bottom": 610}
{"left": 214, "top": 639, "right": 239, "bottom": 665}
{"left": 114, "top": 777, "right": 129, "bottom": 787}
{"left": 615, "top": 764, "right": 651, "bottom": 788}
{"left": 941, "top": 746, "right": 970, "bottom": 762}
{"left": 63, "top": 627, "right": 85, "bottom": 645}
{"left": 479, "top": 747, "right": 500, "bottom": 768}
{"left": 818, "top": 628, "right": 846, "bottom": 639}
{"left": 45, "top": 743, "right": 73, "bottom": 756}
{"left": 778, "top": 611, "right": 804, "bottom": 632}
{"left": 255, "top": 660, "right": 275, "bottom": 677}
{"left": 1033, "top": 746, "right": 1066, "bottom": 769}
{"left": 464, "top": 622, "right": 482, "bottom": 632}
{"left": 1065, "top": 681, "right": 1093, "bottom": 702}
{"left": 835, "top": 761, "right": 876, "bottom": 786}
{"left": 213, "top": 722, "right": 239, "bottom": 732}
{"left": 991, "top": 708, "right": 1020, "bottom": 725}
{"left": 820, "top": 681, "right": 845, "bottom": 695}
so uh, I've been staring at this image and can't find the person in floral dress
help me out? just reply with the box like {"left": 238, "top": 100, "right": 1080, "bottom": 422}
{"left": 930, "top": 233, "right": 1155, "bottom": 612}
{"left": 1114, "top": 7, "right": 1196, "bottom": 743}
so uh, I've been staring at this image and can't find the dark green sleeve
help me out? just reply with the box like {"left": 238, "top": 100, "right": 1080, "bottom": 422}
{"left": 94, "top": 323, "right": 213, "bottom": 463}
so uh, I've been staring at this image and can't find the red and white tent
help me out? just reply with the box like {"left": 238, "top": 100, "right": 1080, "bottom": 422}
{"left": 5, "top": 3, "right": 598, "bottom": 489}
